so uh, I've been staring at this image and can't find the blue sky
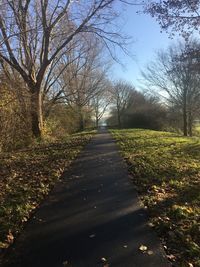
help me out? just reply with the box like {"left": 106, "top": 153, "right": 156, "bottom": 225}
{"left": 110, "top": 2, "right": 177, "bottom": 89}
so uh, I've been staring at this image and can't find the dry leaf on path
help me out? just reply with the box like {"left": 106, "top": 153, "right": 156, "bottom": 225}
{"left": 89, "top": 234, "right": 96, "bottom": 238}
{"left": 139, "top": 245, "right": 148, "bottom": 252}
{"left": 101, "top": 257, "right": 107, "bottom": 262}
{"left": 7, "top": 231, "right": 14, "bottom": 244}
{"left": 167, "top": 254, "right": 176, "bottom": 261}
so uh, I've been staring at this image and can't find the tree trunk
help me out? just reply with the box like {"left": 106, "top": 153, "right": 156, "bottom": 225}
{"left": 30, "top": 90, "right": 43, "bottom": 139}
{"left": 79, "top": 115, "right": 84, "bottom": 131}
{"left": 183, "top": 110, "right": 188, "bottom": 136}
{"left": 78, "top": 107, "right": 84, "bottom": 131}
{"left": 117, "top": 108, "right": 121, "bottom": 128}
{"left": 188, "top": 110, "right": 193, "bottom": 137}
{"left": 95, "top": 115, "right": 99, "bottom": 128}
{"left": 183, "top": 90, "right": 188, "bottom": 136}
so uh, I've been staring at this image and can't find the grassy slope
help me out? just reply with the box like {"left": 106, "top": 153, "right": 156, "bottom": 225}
{"left": 0, "top": 131, "right": 95, "bottom": 252}
{"left": 111, "top": 129, "right": 200, "bottom": 267}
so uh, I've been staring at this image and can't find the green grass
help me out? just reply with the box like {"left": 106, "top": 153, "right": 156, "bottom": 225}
{"left": 195, "top": 125, "right": 200, "bottom": 136}
{"left": 0, "top": 131, "right": 95, "bottom": 253}
{"left": 111, "top": 129, "right": 200, "bottom": 267}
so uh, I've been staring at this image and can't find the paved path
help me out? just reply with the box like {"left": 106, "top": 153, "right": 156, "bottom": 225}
{"left": 4, "top": 131, "right": 170, "bottom": 267}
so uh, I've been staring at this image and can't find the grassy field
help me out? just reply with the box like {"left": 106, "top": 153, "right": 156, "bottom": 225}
{"left": 111, "top": 129, "right": 200, "bottom": 267}
{"left": 0, "top": 131, "right": 95, "bottom": 254}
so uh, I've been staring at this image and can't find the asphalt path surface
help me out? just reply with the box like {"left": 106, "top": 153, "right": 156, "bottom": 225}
{"left": 3, "top": 130, "right": 170, "bottom": 267}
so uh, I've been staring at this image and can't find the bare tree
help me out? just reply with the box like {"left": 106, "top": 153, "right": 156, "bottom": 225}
{"left": 42, "top": 38, "right": 89, "bottom": 120}
{"left": 144, "top": 0, "right": 200, "bottom": 39}
{"left": 110, "top": 80, "right": 135, "bottom": 128}
{"left": 0, "top": 0, "right": 131, "bottom": 138}
{"left": 55, "top": 37, "right": 111, "bottom": 131}
{"left": 141, "top": 41, "right": 200, "bottom": 136}
{"left": 91, "top": 79, "right": 112, "bottom": 128}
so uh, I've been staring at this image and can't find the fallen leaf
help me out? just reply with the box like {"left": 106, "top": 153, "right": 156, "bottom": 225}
{"left": 147, "top": 250, "right": 154, "bottom": 255}
{"left": 89, "top": 234, "right": 96, "bottom": 238}
{"left": 7, "top": 231, "right": 14, "bottom": 244}
{"left": 63, "top": 260, "right": 68, "bottom": 266}
{"left": 167, "top": 254, "right": 176, "bottom": 261}
{"left": 148, "top": 222, "right": 154, "bottom": 227}
{"left": 139, "top": 245, "right": 148, "bottom": 252}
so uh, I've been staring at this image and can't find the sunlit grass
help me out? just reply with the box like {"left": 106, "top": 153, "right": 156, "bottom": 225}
{"left": 111, "top": 129, "right": 200, "bottom": 267}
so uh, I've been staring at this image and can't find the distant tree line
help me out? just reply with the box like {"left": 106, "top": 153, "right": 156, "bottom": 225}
{"left": 143, "top": 0, "right": 200, "bottom": 136}
{"left": 1, "top": 0, "right": 200, "bottom": 151}
{"left": 107, "top": 80, "right": 166, "bottom": 130}
{"left": 107, "top": 39, "right": 200, "bottom": 136}
{"left": 107, "top": 1, "right": 200, "bottom": 135}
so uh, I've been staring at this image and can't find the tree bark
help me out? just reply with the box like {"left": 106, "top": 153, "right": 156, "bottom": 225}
{"left": 78, "top": 107, "right": 84, "bottom": 131}
{"left": 117, "top": 108, "right": 121, "bottom": 128}
{"left": 95, "top": 116, "right": 99, "bottom": 128}
{"left": 183, "top": 110, "right": 188, "bottom": 136}
{"left": 79, "top": 116, "right": 84, "bottom": 131}
{"left": 30, "top": 90, "right": 43, "bottom": 139}
{"left": 183, "top": 90, "right": 188, "bottom": 136}
{"left": 188, "top": 110, "right": 193, "bottom": 137}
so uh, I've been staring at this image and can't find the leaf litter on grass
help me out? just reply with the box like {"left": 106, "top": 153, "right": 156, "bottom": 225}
{"left": 0, "top": 131, "right": 95, "bottom": 254}
{"left": 111, "top": 129, "right": 200, "bottom": 267}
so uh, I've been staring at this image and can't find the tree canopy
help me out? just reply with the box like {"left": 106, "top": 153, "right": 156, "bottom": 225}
{"left": 144, "top": 0, "right": 200, "bottom": 38}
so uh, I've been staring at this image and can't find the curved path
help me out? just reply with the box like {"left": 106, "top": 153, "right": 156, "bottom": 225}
{"left": 4, "top": 130, "right": 170, "bottom": 267}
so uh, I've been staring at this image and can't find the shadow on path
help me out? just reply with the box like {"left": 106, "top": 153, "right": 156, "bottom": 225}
{"left": 3, "top": 130, "right": 170, "bottom": 267}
